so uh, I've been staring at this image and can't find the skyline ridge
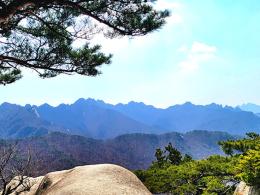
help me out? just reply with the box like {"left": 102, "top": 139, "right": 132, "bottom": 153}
{"left": 0, "top": 97, "right": 258, "bottom": 111}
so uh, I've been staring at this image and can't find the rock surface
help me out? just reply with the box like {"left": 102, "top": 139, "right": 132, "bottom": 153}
{"left": 9, "top": 164, "right": 151, "bottom": 195}
{"left": 233, "top": 182, "right": 260, "bottom": 195}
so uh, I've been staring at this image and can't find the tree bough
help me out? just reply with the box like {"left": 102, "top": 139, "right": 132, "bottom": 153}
{"left": 0, "top": 0, "right": 169, "bottom": 85}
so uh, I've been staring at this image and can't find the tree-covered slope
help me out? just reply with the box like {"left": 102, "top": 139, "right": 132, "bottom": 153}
{"left": 0, "top": 130, "right": 237, "bottom": 175}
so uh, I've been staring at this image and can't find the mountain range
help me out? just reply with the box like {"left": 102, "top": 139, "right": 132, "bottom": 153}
{"left": 1, "top": 130, "right": 237, "bottom": 175}
{"left": 1, "top": 99, "right": 260, "bottom": 139}
{"left": 239, "top": 103, "right": 260, "bottom": 114}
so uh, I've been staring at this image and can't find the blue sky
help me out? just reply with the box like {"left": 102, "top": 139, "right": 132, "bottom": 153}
{"left": 1, "top": 0, "right": 260, "bottom": 108}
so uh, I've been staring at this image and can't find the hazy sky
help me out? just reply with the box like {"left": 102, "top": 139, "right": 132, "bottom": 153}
{"left": 1, "top": 0, "right": 260, "bottom": 108}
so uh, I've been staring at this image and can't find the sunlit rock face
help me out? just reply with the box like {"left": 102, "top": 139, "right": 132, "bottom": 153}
{"left": 233, "top": 182, "right": 260, "bottom": 195}
{"left": 8, "top": 164, "right": 152, "bottom": 195}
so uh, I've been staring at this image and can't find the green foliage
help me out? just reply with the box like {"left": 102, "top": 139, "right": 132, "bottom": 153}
{"left": 219, "top": 132, "right": 260, "bottom": 155}
{"left": 135, "top": 155, "right": 237, "bottom": 194}
{"left": 135, "top": 133, "right": 260, "bottom": 194}
{"left": 218, "top": 132, "right": 260, "bottom": 186}
{"left": 0, "top": 68, "right": 21, "bottom": 85}
{"left": 154, "top": 148, "right": 166, "bottom": 168}
{"left": 182, "top": 154, "right": 193, "bottom": 163}
{"left": 153, "top": 143, "right": 193, "bottom": 168}
{"left": 236, "top": 146, "right": 260, "bottom": 186}
{"left": 165, "top": 142, "right": 182, "bottom": 165}
{"left": 0, "top": 0, "right": 170, "bottom": 84}
{"left": 246, "top": 132, "right": 260, "bottom": 139}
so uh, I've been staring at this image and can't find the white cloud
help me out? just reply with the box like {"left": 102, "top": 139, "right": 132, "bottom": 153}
{"left": 167, "top": 14, "right": 183, "bottom": 25}
{"left": 179, "top": 57, "right": 199, "bottom": 72}
{"left": 154, "top": 0, "right": 183, "bottom": 25}
{"left": 178, "top": 45, "right": 188, "bottom": 52}
{"left": 191, "top": 42, "right": 217, "bottom": 53}
{"left": 178, "top": 42, "right": 217, "bottom": 73}
{"left": 154, "top": 1, "right": 182, "bottom": 10}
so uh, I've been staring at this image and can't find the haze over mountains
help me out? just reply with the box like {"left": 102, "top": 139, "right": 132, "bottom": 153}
{"left": 0, "top": 98, "right": 260, "bottom": 139}
{"left": 0, "top": 98, "right": 256, "bottom": 172}
{"left": 239, "top": 103, "right": 260, "bottom": 114}
{"left": 0, "top": 130, "right": 237, "bottom": 173}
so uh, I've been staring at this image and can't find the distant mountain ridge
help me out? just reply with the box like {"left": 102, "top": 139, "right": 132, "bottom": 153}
{"left": 35, "top": 99, "right": 156, "bottom": 139}
{"left": 0, "top": 99, "right": 260, "bottom": 139}
{"left": 0, "top": 103, "right": 62, "bottom": 138}
{"left": 239, "top": 103, "right": 260, "bottom": 114}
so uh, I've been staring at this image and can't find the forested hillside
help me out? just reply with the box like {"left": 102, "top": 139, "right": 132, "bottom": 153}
{"left": 0, "top": 130, "right": 237, "bottom": 175}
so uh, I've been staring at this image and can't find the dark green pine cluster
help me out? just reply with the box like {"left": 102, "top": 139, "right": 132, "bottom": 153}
{"left": 135, "top": 132, "right": 260, "bottom": 194}
{"left": 219, "top": 132, "right": 260, "bottom": 186}
{"left": 0, "top": 0, "right": 170, "bottom": 85}
{"left": 154, "top": 142, "right": 192, "bottom": 168}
